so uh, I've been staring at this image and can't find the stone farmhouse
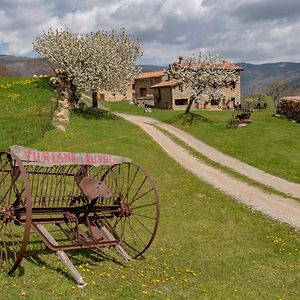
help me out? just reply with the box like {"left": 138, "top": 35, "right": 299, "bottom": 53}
{"left": 133, "top": 62, "right": 243, "bottom": 110}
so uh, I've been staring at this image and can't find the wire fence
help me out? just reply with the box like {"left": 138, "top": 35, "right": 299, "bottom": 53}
{"left": 0, "top": 100, "right": 57, "bottom": 151}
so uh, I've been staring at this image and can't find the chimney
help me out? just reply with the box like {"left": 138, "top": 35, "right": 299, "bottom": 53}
{"left": 178, "top": 56, "right": 183, "bottom": 64}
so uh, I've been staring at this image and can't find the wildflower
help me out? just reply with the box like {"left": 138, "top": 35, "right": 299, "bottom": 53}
{"left": 151, "top": 279, "right": 160, "bottom": 284}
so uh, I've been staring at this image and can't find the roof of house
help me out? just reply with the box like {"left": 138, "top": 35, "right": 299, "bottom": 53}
{"left": 221, "top": 62, "right": 244, "bottom": 71}
{"left": 151, "top": 80, "right": 178, "bottom": 88}
{"left": 136, "top": 70, "right": 165, "bottom": 79}
{"left": 281, "top": 96, "right": 300, "bottom": 101}
{"left": 174, "top": 58, "right": 243, "bottom": 71}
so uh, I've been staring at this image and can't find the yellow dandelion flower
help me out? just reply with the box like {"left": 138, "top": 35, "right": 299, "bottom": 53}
{"left": 151, "top": 279, "right": 160, "bottom": 284}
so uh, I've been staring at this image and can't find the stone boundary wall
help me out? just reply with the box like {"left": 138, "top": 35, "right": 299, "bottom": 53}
{"left": 52, "top": 92, "right": 70, "bottom": 131}
{"left": 277, "top": 96, "right": 300, "bottom": 123}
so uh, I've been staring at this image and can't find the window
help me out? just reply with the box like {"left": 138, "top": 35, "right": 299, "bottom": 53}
{"left": 210, "top": 99, "right": 219, "bottom": 106}
{"left": 175, "top": 98, "right": 188, "bottom": 106}
{"left": 140, "top": 88, "right": 147, "bottom": 97}
{"left": 230, "top": 81, "right": 236, "bottom": 89}
{"left": 178, "top": 84, "right": 183, "bottom": 92}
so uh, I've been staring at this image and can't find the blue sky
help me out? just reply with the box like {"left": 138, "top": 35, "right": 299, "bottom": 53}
{"left": 1, "top": 0, "right": 300, "bottom": 65}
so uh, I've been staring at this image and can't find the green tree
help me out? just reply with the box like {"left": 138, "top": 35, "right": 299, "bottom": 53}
{"left": 266, "top": 81, "right": 289, "bottom": 110}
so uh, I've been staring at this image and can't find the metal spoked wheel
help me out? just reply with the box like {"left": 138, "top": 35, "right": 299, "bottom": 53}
{"left": 0, "top": 152, "right": 32, "bottom": 274}
{"left": 107, "top": 163, "right": 159, "bottom": 258}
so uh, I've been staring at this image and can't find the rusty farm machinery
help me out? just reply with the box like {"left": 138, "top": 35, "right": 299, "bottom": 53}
{"left": 0, "top": 146, "right": 159, "bottom": 286}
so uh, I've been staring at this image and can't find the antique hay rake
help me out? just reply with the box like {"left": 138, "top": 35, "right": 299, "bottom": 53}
{"left": 0, "top": 146, "right": 159, "bottom": 286}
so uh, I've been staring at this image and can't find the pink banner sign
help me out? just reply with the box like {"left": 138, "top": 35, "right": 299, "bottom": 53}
{"left": 10, "top": 146, "right": 132, "bottom": 167}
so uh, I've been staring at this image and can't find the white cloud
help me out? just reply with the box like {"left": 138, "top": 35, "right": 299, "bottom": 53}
{"left": 0, "top": 0, "right": 300, "bottom": 64}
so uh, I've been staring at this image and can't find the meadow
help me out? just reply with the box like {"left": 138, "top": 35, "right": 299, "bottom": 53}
{"left": 104, "top": 101, "right": 300, "bottom": 184}
{"left": 0, "top": 77, "right": 55, "bottom": 151}
{"left": 0, "top": 88, "right": 299, "bottom": 299}
{"left": 0, "top": 112, "right": 298, "bottom": 299}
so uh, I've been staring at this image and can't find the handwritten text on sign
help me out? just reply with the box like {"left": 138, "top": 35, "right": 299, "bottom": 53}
{"left": 10, "top": 146, "right": 132, "bottom": 166}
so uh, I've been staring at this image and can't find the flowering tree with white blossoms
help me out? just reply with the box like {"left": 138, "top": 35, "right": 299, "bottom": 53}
{"left": 33, "top": 28, "right": 141, "bottom": 107}
{"left": 166, "top": 53, "right": 239, "bottom": 114}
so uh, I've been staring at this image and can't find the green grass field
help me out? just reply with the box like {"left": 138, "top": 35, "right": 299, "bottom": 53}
{"left": 0, "top": 77, "right": 54, "bottom": 151}
{"left": 104, "top": 101, "right": 300, "bottom": 184}
{"left": 0, "top": 112, "right": 298, "bottom": 299}
{"left": 0, "top": 89, "right": 299, "bottom": 299}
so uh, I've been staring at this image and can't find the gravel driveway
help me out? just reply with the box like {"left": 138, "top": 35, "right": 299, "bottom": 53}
{"left": 119, "top": 113, "right": 300, "bottom": 230}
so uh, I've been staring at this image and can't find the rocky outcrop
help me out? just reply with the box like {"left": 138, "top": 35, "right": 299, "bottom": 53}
{"left": 52, "top": 93, "right": 70, "bottom": 131}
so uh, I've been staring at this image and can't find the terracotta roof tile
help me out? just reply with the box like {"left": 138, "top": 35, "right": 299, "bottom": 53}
{"left": 176, "top": 60, "right": 243, "bottom": 71}
{"left": 220, "top": 62, "right": 244, "bottom": 71}
{"left": 136, "top": 70, "right": 165, "bottom": 79}
{"left": 281, "top": 96, "right": 300, "bottom": 101}
{"left": 151, "top": 80, "right": 178, "bottom": 88}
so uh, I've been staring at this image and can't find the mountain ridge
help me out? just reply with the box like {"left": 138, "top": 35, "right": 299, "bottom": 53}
{"left": 239, "top": 62, "right": 300, "bottom": 95}
{"left": 1, "top": 55, "right": 300, "bottom": 96}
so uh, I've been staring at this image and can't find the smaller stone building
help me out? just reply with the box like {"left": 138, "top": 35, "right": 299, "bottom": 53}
{"left": 133, "top": 71, "right": 165, "bottom": 105}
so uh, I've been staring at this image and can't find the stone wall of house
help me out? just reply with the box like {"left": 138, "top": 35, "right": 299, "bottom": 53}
{"left": 171, "top": 85, "right": 191, "bottom": 110}
{"left": 222, "top": 80, "right": 241, "bottom": 105}
{"left": 98, "top": 85, "right": 133, "bottom": 102}
{"left": 134, "top": 77, "right": 162, "bottom": 99}
{"left": 152, "top": 71, "right": 242, "bottom": 110}
{"left": 154, "top": 87, "right": 173, "bottom": 109}
{"left": 171, "top": 80, "right": 241, "bottom": 110}
{"left": 172, "top": 85, "right": 191, "bottom": 101}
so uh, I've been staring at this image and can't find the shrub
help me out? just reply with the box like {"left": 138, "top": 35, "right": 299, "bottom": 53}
{"left": 73, "top": 107, "right": 120, "bottom": 120}
{"left": 165, "top": 112, "right": 212, "bottom": 125}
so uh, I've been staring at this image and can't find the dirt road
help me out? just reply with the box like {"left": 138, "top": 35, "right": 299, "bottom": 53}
{"left": 119, "top": 113, "right": 300, "bottom": 229}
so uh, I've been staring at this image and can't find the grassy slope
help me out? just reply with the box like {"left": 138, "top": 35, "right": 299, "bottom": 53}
{"left": 104, "top": 101, "right": 300, "bottom": 184}
{"left": 1, "top": 113, "right": 298, "bottom": 299}
{"left": 0, "top": 77, "right": 54, "bottom": 150}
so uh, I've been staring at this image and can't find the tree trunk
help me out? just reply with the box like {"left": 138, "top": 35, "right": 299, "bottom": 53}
{"left": 92, "top": 91, "right": 98, "bottom": 108}
{"left": 273, "top": 98, "right": 280, "bottom": 112}
{"left": 185, "top": 95, "right": 195, "bottom": 114}
{"left": 68, "top": 80, "right": 77, "bottom": 109}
